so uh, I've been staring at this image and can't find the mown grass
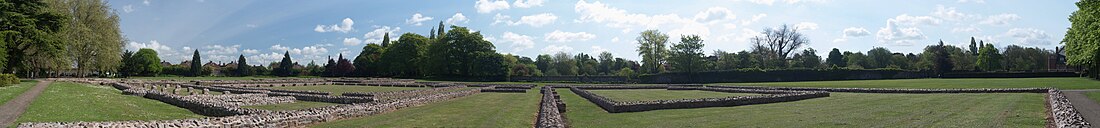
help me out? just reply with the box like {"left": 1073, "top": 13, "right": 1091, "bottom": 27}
{"left": 1085, "top": 91, "right": 1100, "bottom": 104}
{"left": 0, "top": 80, "right": 38, "bottom": 104}
{"left": 588, "top": 89, "right": 762, "bottom": 102}
{"left": 310, "top": 92, "right": 539, "bottom": 128}
{"left": 14, "top": 82, "right": 204, "bottom": 124}
{"left": 557, "top": 88, "right": 1045, "bottom": 127}
{"left": 241, "top": 101, "right": 343, "bottom": 111}
{"left": 714, "top": 77, "right": 1100, "bottom": 89}
{"left": 264, "top": 85, "right": 425, "bottom": 95}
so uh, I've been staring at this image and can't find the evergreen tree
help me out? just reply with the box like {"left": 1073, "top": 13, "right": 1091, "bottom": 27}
{"left": 237, "top": 55, "right": 249, "bottom": 76}
{"left": 381, "top": 32, "right": 390, "bottom": 47}
{"left": 933, "top": 40, "right": 953, "bottom": 77}
{"left": 968, "top": 37, "right": 979, "bottom": 56}
{"left": 437, "top": 21, "right": 445, "bottom": 39}
{"left": 275, "top": 51, "right": 295, "bottom": 76}
{"left": 826, "top": 48, "right": 845, "bottom": 67}
{"left": 190, "top": 50, "right": 202, "bottom": 76}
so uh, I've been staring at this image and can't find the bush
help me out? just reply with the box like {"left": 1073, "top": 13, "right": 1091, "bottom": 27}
{"left": 0, "top": 74, "right": 20, "bottom": 87}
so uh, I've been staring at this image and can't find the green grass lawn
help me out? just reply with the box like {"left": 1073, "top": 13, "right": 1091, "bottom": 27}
{"left": 1085, "top": 91, "right": 1100, "bottom": 104}
{"left": 311, "top": 92, "right": 539, "bottom": 128}
{"left": 588, "top": 89, "right": 762, "bottom": 102}
{"left": 715, "top": 77, "right": 1100, "bottom": 89}
{"left": 0, "top": 80, "right": 37, "bottom": 104}
{"left": 241, "top": 101, "right": 343, "bottom": 111}
{"left": 265, "top": 85, "right": 425, "bottom": 95}
{"left": 14, "top": 82, "right": 204, "bottom": 124}
{"left": 558, "top": 89, "right": 1045, "bottom": 127}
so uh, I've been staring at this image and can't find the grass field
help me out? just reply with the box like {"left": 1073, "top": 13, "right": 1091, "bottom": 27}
{"left": 588, "top": 89, "right": 762, "bottom": 102}
{"left": 311, "top": 92, "right": 539, "bottom": 127}
{"left": 715, "top": 77, "right": 1100, "bottom": 89}
{"left": 265, "top": 85, "right": 425, "bottom": 95}
{"left": 1085, "top": 91, "right": 1100, "bottom": 104}
{"left": 0, "top": 80, "right": 38, "bottom": 104}
{"left": 14, "top": 82, "right": 204, "bottom": 124}
{"left": 558, "top": 89, "right": 1045, "bottom": 127}
{"left": 241, "top": 101, "right": 343, "bottom": 111}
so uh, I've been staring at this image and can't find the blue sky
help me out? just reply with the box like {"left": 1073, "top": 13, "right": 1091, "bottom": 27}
{"left": 111, "top": 0, "right": 1076, "bottom": 65}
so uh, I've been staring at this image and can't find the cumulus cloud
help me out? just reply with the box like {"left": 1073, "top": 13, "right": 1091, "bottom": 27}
{"left": 833, "top": 27, "right": 870, "bottom": 42}
{"left": 513, "top": 0, "right": 544, "bottom": 8}
{"left": 875, "top": 19, "right": 926, "bottom": 46}
{"left": 590, "top": 46, "right": 609, "bottom": 55}
{"left": 980, "top": 13, "right": 1021, "bottom": 26}
{"left": 445, "top": 13, "right": 469, "bottom": 25}
{"left": 891, "top": 14, "right": 941, "bottom": 26}
{"left": 957, "top": 0, "right": 985, "bottom": 3}
{"left": 541, "top": 45, "right": 574, "bottom": 54}
{"left": 794, "top": 22, "right": 819, "bottom": 31}
{"left": 1004, "top": 28, "right": 1051, "bottom": 46}
{"left": 741, "top": 14, "right": 767, "bottom": 25}
{"left": 203, "top": 45, "right": 240, "bottom": 55}
{"left": 405, "top": 13, "right": 433, "bottom": 26}
{"left": 242, "top": 49, "right": 259, "bottom": 54}
{"left": 573, "top": 0, "right": 715, "bottom": 35}
{"left": 143, "top": 0, "right": 150, "bottom": 5}
{"left": 932, "top": 5, "right": 973, "bottom": 21}
{"left": 501, "top": 32, "right": 535, "bottom": 53}
{"left": 360, "top": 26, "right": 401, "bottom": 45}
{"left": 475, "top": 0, "right": 510, "bottom": 13}
{"left": 693, "top": 7, "right": 737, "bottom": 24}
{"left": 545, "top": 30, "right": 596, "bottom": 43}
{"left": 343, "top": 37, "right": 363, "bottom": 46}
{"left": 733, "top": 0, "right": 826, "bottom": 5}
{"left": 314, "top": 18, "right": 354, "bottom": 33}
{"left": 951, "top": 27, "right": 981, "bottom": 33}
{"left": 493, "top": 13, "right": 558, "bottom": 27}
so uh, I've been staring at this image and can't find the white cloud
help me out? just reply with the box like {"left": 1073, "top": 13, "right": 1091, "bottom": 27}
{"left": 590, "top": 46, "right": 609, "bottom": 54}
{"left": 891, "top": 14, "right": 941, "bottom": 26}
{"left": 833, "top": 27, "right": 870, "bottom": 42}
{"left": 541, "top": 45, "right": 574, "bottom": 54}
{"left": 794, "top": 22, "right": 819, "bottom": 31}
{"left": 951, "top": 27, "right": 981, "bottom": 33}
{"left": 362, "top": 26, "right": 401, "bottom": 45}
{"left": 203, "top": 45, "right": 240, "bottom": 55}
{"left": 957, "top": 0, "right": 985, "bottom": 3}
{"left": 445, "top": 13, "right": 469, "bottom": 25}
{"left": 142, "top": 0, "right": 150, "bottom": 5}
{"left": 245, "top": 24, "right": 258, "bottom": 28}
{"left": 980, "top": 13, "right": 1021, "bottom": 26}
{"left": 741, "top": 13, "right": 767, "bottom": 25}
{"left": 123, "top": 5, "right": 134, "bottom": 13}
{"left": 475, "top": 0, "right": 510, "bottom": 13}
{"left": 501, "top": 32, "right": 535, "bottom": 52}
{"left": 405, "top": 13, "right": 433, "bottom": 26}
{"left": 314, "top": 18, "right": 354, "bottom": 33}
{"left": 242, "top": 49, "right": 259, "bottom": 54}
{"left": 513, "top": 0, "right": 544, "bottom": 8}
{"left": 1004, "top": 28, "right": 1051, "bottom": 46}
{"left": 611, "top": 37, "right": 621, "bottom": 43}
{"left": 693, "top": 7, "right": 737, "bottom": 24}
{"left": 932, "top": 5, "right": 973, "bottom": 21}
{"left": 247, "top": 52, "right": 284, "bottom": 66}
{"left": 494, "top": 13, "right": 558, "bottom": 27}
{"left": 573, "top": 0, "right": 709, "bottom": 34}
{"left": 734, "top": 0, "right": 825, "bottom": 5}
{"left": 127, "top": 40, "right": 172, "bottom": 53}
{"left": 343, "top": 37, "right": 364, "bottom": 46}
{"left": 545, "top": 30, "right": 597, "bottom": 43}
{"left": 875, "top": 19, "right": 927, "bottom": 46}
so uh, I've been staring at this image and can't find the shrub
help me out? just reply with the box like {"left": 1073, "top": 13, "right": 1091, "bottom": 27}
{"left": 0, "top": 74, "right": 19, "bottom": 87}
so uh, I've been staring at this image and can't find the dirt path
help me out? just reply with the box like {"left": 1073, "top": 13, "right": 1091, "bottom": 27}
{"left": 0, "top": 80, "right": 51, "bottom": 127}
{"left": 1062, "top": 90, "right": 1100, "bottom": 126}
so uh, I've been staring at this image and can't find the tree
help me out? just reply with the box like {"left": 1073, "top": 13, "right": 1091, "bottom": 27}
{"left": 968, "top": 37, "right": 979, "bottom": 56}
{"left": 1064, "top": 0, "right": 1100, "bottom": 78}
{"left": 274, "top": 51, "right": 295, "bottom": 77}
{"left": 1, "top": 0, "right": 66, "bottom": 77}
{"left": 381, "top": 32, "right": 391, "bottom": 47}
{"left": 669, "top": 35, "right": 705, "bottom": 73}
{"left": 354, "top": 44, "right": 384, "bottom": 76}
{"left": 844, "top": 52, "right": 869, "bottom": 69}
{"left": 47, "top": 0, "right": 124, "bottom": 77}
{"left": 932, "top": 40, "right": 953, "bottom": 76}
{"left": 119, "top": 50, "right": 134, "bottom": 77}
{"left": 381, "top": 33, "right": 429, "bottom": 77}
{"left": 437, "top": 21, "right": 445, "bottom": 39}
{"left": 237, "top": 55, "right": 249, "bottom": 76}
{"left": 323, "top": 57, "right": 336, "bottom": 76}
{"left": 131, "top": 48, "right": 161, "bottom": 76}
{"left": 335, "top": 54, "right": 355, "bottom": 76}
{"left": 636, "top": 29, "right": 669, "bottom": 74}
{"left": 535, "top": 54, "right": 551, "bottom": 72}
{"left": 1003, "top": 45, "right": 1050, "bottom": 71}
{"left": 190, "top": 50, "right": 201, "bottom": 76}
{"left": 791, "top": 48, "right": 821, "bottom": 68}
{"left": 423, "top": 26, "right": 499, "bottom": 77}
{"left": 976, "top": 43, "right": 1003, "bottom": 71}
{"left": 713, "top": 50, "right": 737, "bottom": 70}
{"left": 550, "top": 52, "right": 578, "bottom": 76}
{"left": 867, "top": 47, "right": 893, "bottom": 69}
{"left": 750, "top": 24, "right": 809, "bottom": 68}
{"left": 574, "top": 53, "right": 598, "bottom": 75}
{"left": 597, "top": 52, "right": 614, "bottom": 75}
{"left": 826, "top": 48, "right": 845, "bottom": 68}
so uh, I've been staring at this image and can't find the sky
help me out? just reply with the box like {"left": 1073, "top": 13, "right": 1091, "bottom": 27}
{"left": 110, "top": 0, "right": 1077, "bottom": 66}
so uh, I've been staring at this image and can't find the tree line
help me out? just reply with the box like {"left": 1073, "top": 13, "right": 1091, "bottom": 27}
{"left": 1, "top": 0, "right": 124, "bottom": 78}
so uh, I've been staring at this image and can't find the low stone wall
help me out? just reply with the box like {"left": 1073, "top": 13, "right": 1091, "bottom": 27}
{"left": 341, "top": 86, "right": 469, "bottom": 100}
{"left": 1047, "top": 89, "right": 1091, "bottom": 128}
{"left": 570, "top": 85, "right": 668, "bottom": 90}
{"left": 707, "top": 85, "right": 1049, "bottom": 93}
{"left": 140, "top": 88, "right": 272, "bottom": 116}
{"left": 467, "top": 84, "right": 535, "bottom": 89}
{"left": 17, "top": 86, "right": 484, "bottom": 128}
{"left": 186, "top": 94, "right": 297, "bottom": 106}
{"left": 480, "top": 88, "right": 527, "bottom": 93}
{"left": 570, "top": 87, "right": 829, "bottom": 113}
{"left": 536, "top": 86, "right": 568, "bottom": 128}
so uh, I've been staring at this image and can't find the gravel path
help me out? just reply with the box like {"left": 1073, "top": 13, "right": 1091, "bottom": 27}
{"left": 1063, "top": 90, "right": 1100, "bottom": 126}
{"left": 0, "top": 80, "right": 52, "bottom": 127}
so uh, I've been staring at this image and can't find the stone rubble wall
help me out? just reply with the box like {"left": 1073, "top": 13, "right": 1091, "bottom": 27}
{"left": 536, "top": 86, "right": 567, "bottom": 128}
{"left": 570, "top": 87, "right": 829, "bottom": 113}
{"left": 341, "top": 86, "right": 469, "bottom": 100}
{"left": 707, "top": 85, "right": 1049, "bottom": 93}
{"left": 1048, "top": 89, "right": 1091, "bottom": 128}
{"left": 185, "top": 94, "right": 297, "bottom": 106}
{"left": 18, "top": 80, "right": 484, "bottom": 128}
{"left": 480, "top": 88, "right": 528, "bottom": 93}
{"left": 467, "top": 84, "right": 535, "bottom": 89}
